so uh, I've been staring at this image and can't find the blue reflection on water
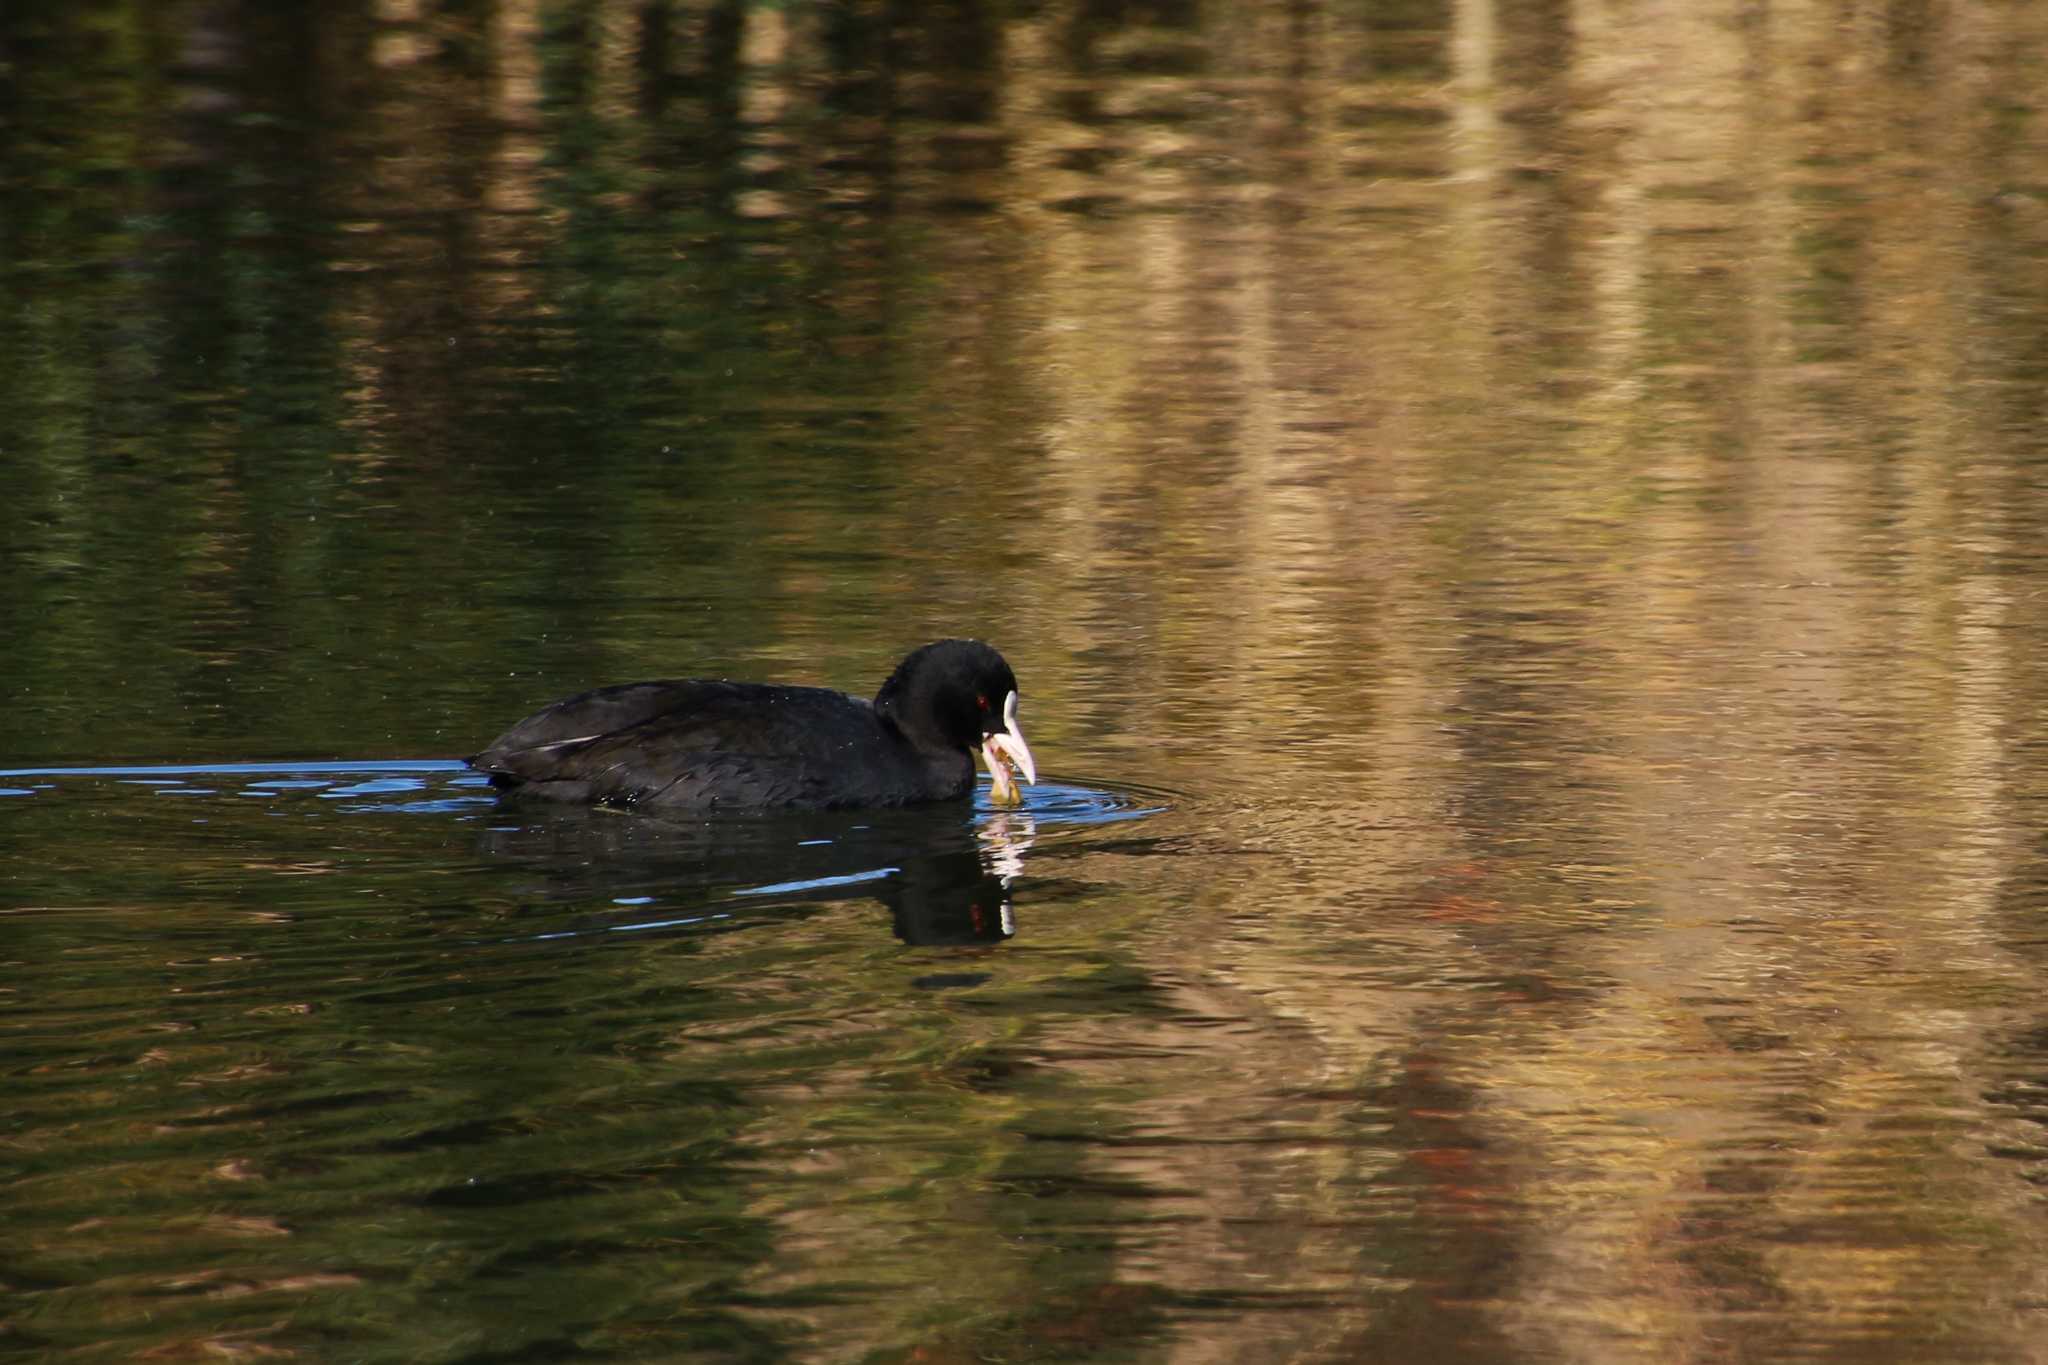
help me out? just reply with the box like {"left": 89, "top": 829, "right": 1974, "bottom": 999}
{"left": 734, "top": 868, "right": 900, "bottom": 898}
{"left": 0, "top": 762, "right": 503, "bottom": 816}
{"left": 2, "top": 761, "right": 469, "bottom": 778}
{"left": 0, "top": 760, "right": 1168, "bottom": 827}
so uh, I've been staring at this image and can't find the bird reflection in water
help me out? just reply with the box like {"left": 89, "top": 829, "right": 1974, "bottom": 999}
{"left": 474, "top": 801, "right": 1037, "bottom": 946}
{"left": 881, "top": 809, "right": 1036, "bottom": 945}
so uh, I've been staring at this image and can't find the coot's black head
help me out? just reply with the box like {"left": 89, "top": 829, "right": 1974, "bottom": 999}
{"left": 874, "top": 639, "right": 1037, "bottom": 805}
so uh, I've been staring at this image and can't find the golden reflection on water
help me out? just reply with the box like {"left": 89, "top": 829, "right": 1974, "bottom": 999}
{"left": 833, "top": 2, "right": 2048, "bottom": 1357}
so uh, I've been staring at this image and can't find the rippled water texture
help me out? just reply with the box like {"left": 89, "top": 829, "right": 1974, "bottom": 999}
{"left": 7, "top": 2, "right": 2048, "bottom": 1361}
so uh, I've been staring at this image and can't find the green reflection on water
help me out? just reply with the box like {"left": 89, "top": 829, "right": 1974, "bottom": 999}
{"left": 5, "top": 775, "right": 1184, "bottom": 1359}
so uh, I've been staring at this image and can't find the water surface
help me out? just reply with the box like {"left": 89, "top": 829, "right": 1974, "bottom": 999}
{"left": 6, "top": 2, "right": 2048, "bottom": 1361}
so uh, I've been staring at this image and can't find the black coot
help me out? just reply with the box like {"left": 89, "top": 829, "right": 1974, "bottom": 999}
{"left": 470, "top": 639, "right": 1038, "bottom": 811}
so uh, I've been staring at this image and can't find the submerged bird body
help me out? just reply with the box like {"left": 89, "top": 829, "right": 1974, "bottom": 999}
{"left": 471, "top": 640, "right": 1036, "bottom": 812}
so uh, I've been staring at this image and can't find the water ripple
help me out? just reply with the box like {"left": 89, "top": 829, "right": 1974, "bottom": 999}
{"left": 0, "top": 760, "right": 1167, "bottom": 828}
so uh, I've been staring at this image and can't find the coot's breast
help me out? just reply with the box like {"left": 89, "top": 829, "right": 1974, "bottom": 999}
{"left": 471, "top": 680, "right": 973, "bottom": 810}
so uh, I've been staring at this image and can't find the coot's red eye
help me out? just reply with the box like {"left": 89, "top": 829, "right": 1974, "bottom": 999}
{"left": 977, "top": 694, "right": 989, "bottom": 711}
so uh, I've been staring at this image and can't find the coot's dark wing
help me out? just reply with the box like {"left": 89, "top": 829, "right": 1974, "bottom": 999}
{"left": 474, "top": 680, "right": 713, "bottom": 757}
{"left": 471, "top": 681, "right": 918, "bottom": 809}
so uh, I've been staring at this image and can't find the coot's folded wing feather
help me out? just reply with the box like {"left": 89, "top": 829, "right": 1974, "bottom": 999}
{"left": 472, "top": 682, "right": 889, "bottom": 807}
{"left": 471, "top": 680, "right": 712, "bottom": 759}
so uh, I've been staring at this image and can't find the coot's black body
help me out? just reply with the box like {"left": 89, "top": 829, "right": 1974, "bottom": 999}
{"left": 470, "top": 639, "right": 1036, "bottom": 812}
